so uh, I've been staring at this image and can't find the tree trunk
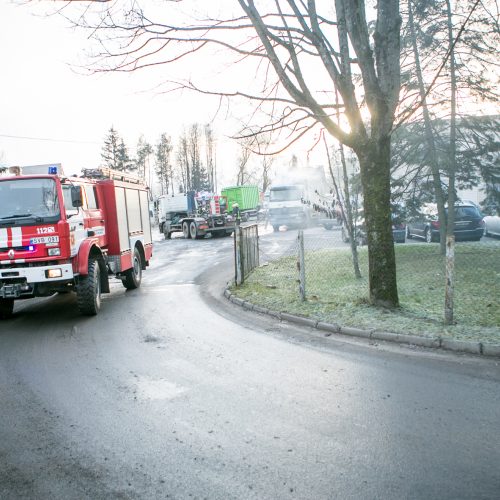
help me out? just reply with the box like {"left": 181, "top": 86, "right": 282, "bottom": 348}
{"left": 408, "top": 0, "right": 447, "bottom": 253}
{"left": 358, "top": 136, "right": 399, "bottom": 308}
{"left": 444, "top": 0, "right": 457, "bottom": 325}
{"left": 324, "top": 136, "right": 362, "bottom": 279}
{"left": 445, "top": 0, "right": 457, "bottom": 229}
{"left": 339, "top": 145, "right": 362, "bottom": 279}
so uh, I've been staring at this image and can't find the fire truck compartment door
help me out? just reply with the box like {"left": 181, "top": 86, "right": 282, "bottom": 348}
{"left": 139, "top": 190, "right": 152, "bottom": 245}
{"left": 114, "top": 187, "right": 131, "bottom": 251}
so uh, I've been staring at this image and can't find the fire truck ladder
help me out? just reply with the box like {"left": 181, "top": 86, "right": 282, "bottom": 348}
{"left": 81, "top": 167, "right": 143, "bottom": 185}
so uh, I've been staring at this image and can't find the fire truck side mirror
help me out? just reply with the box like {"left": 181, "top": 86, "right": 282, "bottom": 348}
{"left": 71, "top": 186, "right": 83, "bottom": 208}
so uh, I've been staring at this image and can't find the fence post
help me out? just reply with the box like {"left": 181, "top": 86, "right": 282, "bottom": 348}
{"left": 298, "top": 230, "right": 306, "bottom": 301}
{"left": 239, "top": 223, "right": 245, "bottom": 284}
{"left": 445, "top": 235, "right": 455, "bottom": 324}
{"left": 234, "top": 223, "right": 243, "bottom": 285}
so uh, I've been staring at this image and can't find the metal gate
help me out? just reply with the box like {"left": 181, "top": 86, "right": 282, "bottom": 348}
{"left": 234, "top": 223, "right": 259, "bottom": 285}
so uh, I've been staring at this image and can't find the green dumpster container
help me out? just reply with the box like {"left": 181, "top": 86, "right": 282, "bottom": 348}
{"left": 221, "top": 185, "right": 260, "bottom": 213}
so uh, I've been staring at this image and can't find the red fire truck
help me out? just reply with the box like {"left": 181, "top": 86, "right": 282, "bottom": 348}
{"left": 0, "top": 166, "right": 153, "bottom": 318}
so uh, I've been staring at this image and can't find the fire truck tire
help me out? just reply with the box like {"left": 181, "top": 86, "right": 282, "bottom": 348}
{"left": 123, "top": 247, "right": 142, "bottom": 290}
{"left": 0, "top": 298, "right": 14, "bottom": 319}
{"left": 183, "top": 222, "right": 191, "bottom": 239}
{"left": 77, "top": 258, "right": 101, "bottom": 316}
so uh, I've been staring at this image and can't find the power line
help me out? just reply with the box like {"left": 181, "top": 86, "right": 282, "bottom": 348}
{"left": 0, "top": 133, "right": 100, "bottom": 145}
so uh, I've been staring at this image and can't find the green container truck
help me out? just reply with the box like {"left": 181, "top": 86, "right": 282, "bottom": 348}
{"left": 221, "top": 185, "right": 260, "bottom": 220}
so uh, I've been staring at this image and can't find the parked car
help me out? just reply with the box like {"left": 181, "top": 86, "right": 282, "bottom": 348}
{"left": 392, "top": 220, "right": 406, "bottom": 243}
{"left": 341, "top": 219, "right": 367, "bottom": 246}
{"left": 341, "top": 211, "right": 406, "bottom": 245}
{"left": 483, "top": 213, "right": 500, "bottom": 237}
{"left": 406, "top": 202, "right": 484, "bottom": 242}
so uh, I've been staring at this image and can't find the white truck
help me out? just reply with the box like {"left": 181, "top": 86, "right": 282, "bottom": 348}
{"left": 268, "top": 185, "right": 336, "bottom": 232}
{"left": 158, "top": 192, "right": 235, "bottom": 239}
{"left": 268, "top": 184, "right": 310, "bottom": 232}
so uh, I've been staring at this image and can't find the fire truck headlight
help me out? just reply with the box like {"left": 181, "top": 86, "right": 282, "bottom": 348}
{"left": 48, "top": 248, "right": 61, "bottom": 256}
{"left": 46, "top": 269, "right": 63, "bottom": 279}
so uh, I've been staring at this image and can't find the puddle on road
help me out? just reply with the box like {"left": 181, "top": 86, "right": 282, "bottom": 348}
{"left": 134, "top": 377, "right": 187, "bottom": 401}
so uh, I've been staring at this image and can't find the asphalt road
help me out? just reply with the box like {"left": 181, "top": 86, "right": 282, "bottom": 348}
{"left": 1, "top": 228, "right": 499, "bottom": 500}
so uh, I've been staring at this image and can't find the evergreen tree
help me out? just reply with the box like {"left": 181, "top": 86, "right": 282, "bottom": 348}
{"left": 101, "top": 126, "right": 120, "bottom": 170}
{"left": 116, "top": 139, "right": 133, "bottom": 172}
{"left": 391, "top": 115, "right": 500, "bottom": 213}
{"left": 188, "top": 124, "right": 210, "bottom": 191}
{"left": 155, "top": 133, "right": 173, "bottom": 195}
{"left": 177, "top": 124, "right": 210, "bottom": 192}
{"left": 136, "top": 135, "right": 153, "bottom": 181}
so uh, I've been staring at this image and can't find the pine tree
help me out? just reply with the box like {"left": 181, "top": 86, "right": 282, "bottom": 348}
{"left": 136, "top": 135, "right": 153, "bottom": 181}
{"left": 101, "top": 126, "right": 120, "bottom": 170}
{"left": 116, "top": 139, "right": 132, "bottom": 172}
{"left": 155, "top": 133, "right": 173, "bottom": 195}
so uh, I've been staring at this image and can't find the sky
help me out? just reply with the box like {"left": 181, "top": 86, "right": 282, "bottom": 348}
{"left": 0, "top": 1, "right": 253, "bottom": 185}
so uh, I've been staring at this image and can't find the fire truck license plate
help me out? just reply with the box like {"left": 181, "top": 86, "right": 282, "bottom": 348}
{"left": 30, "top": 236, "right": 59, "bottom": 244}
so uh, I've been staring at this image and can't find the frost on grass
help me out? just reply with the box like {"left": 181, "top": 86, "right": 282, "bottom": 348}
{"left": 231, "top": 243, "right": 500, "bottom": 344}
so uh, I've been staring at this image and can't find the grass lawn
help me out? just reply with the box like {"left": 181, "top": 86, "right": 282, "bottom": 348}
{"left": 231, "top": 241, "right": 500, "bottom": 344}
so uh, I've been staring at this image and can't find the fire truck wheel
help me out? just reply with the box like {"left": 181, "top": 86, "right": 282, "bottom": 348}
{"left": 183, "top": 222, "right": 191, "bottom": 239}
{"left": 123, "top": 247, "right": 142, "bottom": 290}
{"left": 189, "top": 222, "right": 199, "bottom": 239}
{"left": 77, "top": 258, "right": 101, "bottom": 316}
{"left": 0, "top": 298, "right": 14, "bottom": 319}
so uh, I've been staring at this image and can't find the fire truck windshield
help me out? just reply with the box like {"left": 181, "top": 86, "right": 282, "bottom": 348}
{"left": 0, "top": 178, "right": 60, "bottom": 225}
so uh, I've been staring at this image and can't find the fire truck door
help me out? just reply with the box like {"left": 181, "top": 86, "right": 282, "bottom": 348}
{"left": 82, "top": 184, "right": 107, "bottom": 246}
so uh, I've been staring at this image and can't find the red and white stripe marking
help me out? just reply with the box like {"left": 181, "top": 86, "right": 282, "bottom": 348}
{"left": 0, "top": 227, "right": 27, "bottom": 264}
{"left": 0, "top": 227, "right": 25, "bottom": 248}
{"left": 0, "top": 228, "right": 7, "bottom": 248}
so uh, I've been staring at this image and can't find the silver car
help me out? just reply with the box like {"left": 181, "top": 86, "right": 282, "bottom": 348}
{"left": 483, "top": 214, "right": 500, "bottom": 238}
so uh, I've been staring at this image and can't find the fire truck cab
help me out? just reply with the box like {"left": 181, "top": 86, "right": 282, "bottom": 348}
{"left": 0, "top": 166, "right": 153, "bottom": 318}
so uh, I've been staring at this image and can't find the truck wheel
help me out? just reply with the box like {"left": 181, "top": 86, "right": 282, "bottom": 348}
{"left": 183, "top": 222, "right": 191, "bottom": 239}
{"left": 0, "top": 298, "right": 14, "bottom": 319}
{"left": 123, "top": 247, "right": 142, "bottom": 290}
{"left": 77, "top": 258, "right": 101, "bottom": 316}
{"left": 189, "top": 221, "right": 198, "bottom": 239}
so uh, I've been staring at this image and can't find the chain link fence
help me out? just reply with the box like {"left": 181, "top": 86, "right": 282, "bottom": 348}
{"left": 235, "top": 222, "right": 500, "bottom": 341}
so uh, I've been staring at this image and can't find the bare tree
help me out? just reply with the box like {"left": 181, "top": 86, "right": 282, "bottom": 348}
{"left": 204, "top": 124, "right": 217, "bottom": 192}
{"left": 235, "top": 138, "right": 254, "bottom": 186}
{"left": 176, "top": 131, "right": 189, "bottom": 193}
{"left": 177, "top": 124, "right": 210, "bottom": 192}
{"left": 253, "top": 133, "right": 275, "bottom": 194}
{"left": 324, "top": 135, "right": 362, "bottom": 279}
{"left": 67, "top": 1, "right": 403, "bottom": 307}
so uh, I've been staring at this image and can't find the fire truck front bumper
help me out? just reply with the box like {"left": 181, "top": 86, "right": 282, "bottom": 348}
{"left": 0, "top": 263, "right": 74, "bottom": 298}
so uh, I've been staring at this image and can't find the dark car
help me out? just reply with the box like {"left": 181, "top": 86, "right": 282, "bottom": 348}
{"left": 406, "top": 203, "right": 484, "bottom": 243}
{"left": 341, "top": 210, "right": 406, "bottom": 245}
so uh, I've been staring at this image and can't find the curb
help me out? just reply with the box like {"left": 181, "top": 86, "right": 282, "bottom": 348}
{"left": 224, "top": 288, "right": 500, "bottom": 358}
